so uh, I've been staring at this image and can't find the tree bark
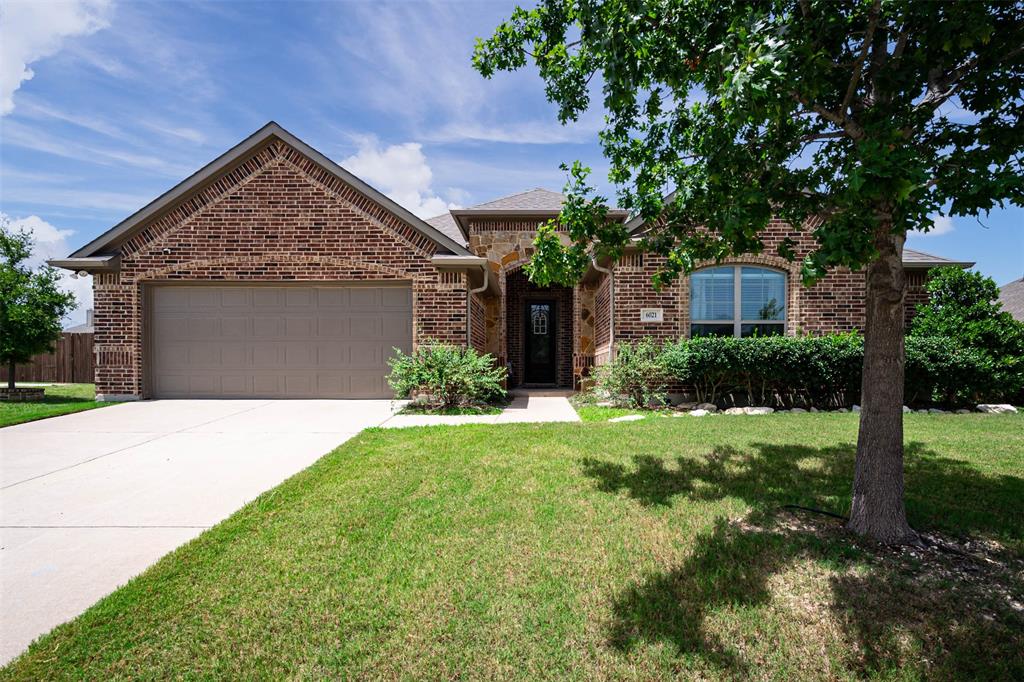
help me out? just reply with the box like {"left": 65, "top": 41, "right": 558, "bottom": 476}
{"left": 847, "top": 217, "right": 919, "bottom": 545}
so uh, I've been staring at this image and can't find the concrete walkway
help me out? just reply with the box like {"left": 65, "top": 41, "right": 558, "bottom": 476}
{"left": 0, "top": 399, "right": 399, "bottom": 665}
{"left": 380, "top": 393, "right": 579, "bottom": 428}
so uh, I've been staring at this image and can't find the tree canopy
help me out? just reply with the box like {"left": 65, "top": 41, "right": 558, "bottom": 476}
{"left": 0, "top": 219, "right": 77, "bottom": 386}
{"left": 474, "top": 0, "right": 1024, "bottom": 286}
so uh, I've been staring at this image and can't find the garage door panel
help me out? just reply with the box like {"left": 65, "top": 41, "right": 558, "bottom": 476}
{"left": 382, "top": 287, "right": 412, "bottom": 308}
{"left": 285, "top": 317, "right": 314, "bottom": 338}
{"left": 252, "top": 288, "right": 283, "bottom": 308}
{"left": 317, "top": 317, "right": 349, "bottom": 339}
{"left": 253, "top": 317, "right": 283, "bottom": 338}
{"left": 221, "top": 317, "right": 249, "bottom": 338}
{"left": 316, "top": 288, "right": 349, "bottom": 307}
{"left": 151, "top": 284, "right": 411, "bottom": 398}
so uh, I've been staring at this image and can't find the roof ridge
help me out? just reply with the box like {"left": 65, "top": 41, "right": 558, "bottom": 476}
{"left": 469, "top": 187, "right": 565, "bottom": 209}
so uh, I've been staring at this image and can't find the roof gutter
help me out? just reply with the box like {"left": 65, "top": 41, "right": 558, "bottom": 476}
{"left": 47, "top": 255, "right": 120, "bottom": 273}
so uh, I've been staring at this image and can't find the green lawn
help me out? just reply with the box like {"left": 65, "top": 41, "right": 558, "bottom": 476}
{"left": 0, "top": 384, "right": 108, "bottom": 428}
{"left": 3, "top": 414, "right": 1022, "bottom": 680}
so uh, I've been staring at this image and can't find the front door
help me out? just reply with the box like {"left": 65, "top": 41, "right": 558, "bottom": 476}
{"left": 524, "top": 300, "right": 556, "bottom": 384}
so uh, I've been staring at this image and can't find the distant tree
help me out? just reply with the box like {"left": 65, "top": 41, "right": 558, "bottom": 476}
{"left": 474, "top": 1, "right": 1024, "bottom": 543}
{"left": 0, "top": 218, "right": 76, "bottom": 389}
{"left": 912, "top": 267, "right": 1024, "bottom": 361}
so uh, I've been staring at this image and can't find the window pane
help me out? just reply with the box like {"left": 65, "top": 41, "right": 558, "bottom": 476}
{"left": 740, "top": 267, "right": 785, "bottom": 320}
{"left": 740, "top": 323, "right": 785, "bottom": 338}
{"left": 690, "top": 267, "right": 734, "bottom": 320}
{"left": 692, "top": 323, "right": 735, "bottom": 337}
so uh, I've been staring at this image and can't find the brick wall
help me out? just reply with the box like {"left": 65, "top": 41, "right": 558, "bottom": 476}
{"left": 904, "top": 270, "right": 929, "bottom": 327}
{"left": 601, "top": 218, "right": 934, "bottom": 357}
{"left": 92, "top": 139, "right": 467, "bottom": 398}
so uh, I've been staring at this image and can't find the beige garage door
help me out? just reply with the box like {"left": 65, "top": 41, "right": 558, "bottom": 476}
{"left": 150, "top": 284, "right": 412, "bottom": 398}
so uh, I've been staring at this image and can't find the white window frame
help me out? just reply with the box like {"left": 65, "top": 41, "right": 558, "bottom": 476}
{"left": 690, "top": 265, "right": 787, "bottom": 338}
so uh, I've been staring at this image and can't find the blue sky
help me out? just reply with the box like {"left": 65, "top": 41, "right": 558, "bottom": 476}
{"left": 1, "top": 0, "right": 1021, "bottom": 325}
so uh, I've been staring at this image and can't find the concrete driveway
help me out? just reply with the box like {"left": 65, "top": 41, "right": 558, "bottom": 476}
{"left": 0, "top": 399, "right": 399, "bottom": 664}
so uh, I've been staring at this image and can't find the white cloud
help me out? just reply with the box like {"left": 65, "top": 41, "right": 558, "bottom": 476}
{"left": 341, "top": 139, "right": 461, "bottom": 218}
{"left": 0, "top": 0, "right": 112, "bottom": 115}
{"left": 922, "top": 214, "right": 955, "bottom": 237}
{"left": 2, "top": 213, "right": 92, "bottom": 325}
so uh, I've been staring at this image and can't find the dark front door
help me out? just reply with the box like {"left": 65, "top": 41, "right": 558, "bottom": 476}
{"left": 524, "top": 300, "right": 556, "bottom": 384}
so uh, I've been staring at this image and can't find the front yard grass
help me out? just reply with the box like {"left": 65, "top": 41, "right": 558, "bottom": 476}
{"left": 3, "top": 413, "right": 1022, "bottom": 680}
{"left": 0, "top": 384, "right": 107, "bottom": 428}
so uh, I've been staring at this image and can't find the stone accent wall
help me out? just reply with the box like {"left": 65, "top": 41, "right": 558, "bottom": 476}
{"left": 92, "top": 139, "right": 466, "bottom": 398}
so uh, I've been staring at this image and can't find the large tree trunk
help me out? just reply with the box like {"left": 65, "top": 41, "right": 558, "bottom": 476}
{"left": 847, "top": 218, "right": 918, "bottom": 545}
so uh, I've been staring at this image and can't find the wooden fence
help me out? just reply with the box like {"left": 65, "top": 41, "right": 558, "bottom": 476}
{"left": 0, "top": 333, "right": 95, "bottom": 383}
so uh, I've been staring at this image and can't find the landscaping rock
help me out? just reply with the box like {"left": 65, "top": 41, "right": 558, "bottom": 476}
{"left": 689, "top": 409, "right": 710, "bottom": 417}
{"left": 789, "top": 407, "right": 807, "bottom": 413}
{"left": 851, "top": 404, "right": 861, "bottom": 413}
{"left": 743, "top": 406, "right": 774, "bottom": 415}
{"left": 976, "top": 404, "right": 1018, "bottom": 414}
{"left": 609, "top": 414, "right": 645, "bottom": 422}
{"left": 724, "top": 407, "right": 746, "bottom": 415}
{"left": 928, "top": 408, "right": 948, "bottom": 414}
{"left": 809, "top": 407, "right": 820, "bottom": 413}
{"left": 956, "top": 409, "right": 971, "bottom": 414}
{"left": 695, "top": 403, "right": 718, "bottom": 412}
{"left": 903, "top": 406, "right": 912, "bottom": 413}
{"left": 916, "top": 409, "right": 930, "bottom": 414}
{"left": 0, "top": 387, "right": 45, "bottom": 402}
{"left": 834, "top": 408, "right": 849, "bottom": 413}
{"left": 595, "top": 401, "right": 615, "bottom": 407}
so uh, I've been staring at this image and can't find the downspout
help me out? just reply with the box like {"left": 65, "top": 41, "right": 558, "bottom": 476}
{"left": 467, "top": 264, "right": 490, "bottom": 348}
{"left": 592, "top": 255, "right": 614, "bottom": 359}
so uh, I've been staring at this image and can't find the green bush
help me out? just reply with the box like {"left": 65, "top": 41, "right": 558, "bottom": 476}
{"left": 654, "top": 334, "right": 1015, "bottom": 409}
{"left": 911, "top": 267, "right": 1024, "bottom": 404}
{"left": 591, "top": 338, "right": 671, "bottom": 408}
{"left": 387, "top": 342, "right": 507, "bottom": 409}
{"left": 663, "top": 334, "right": 862, "bottom": 408}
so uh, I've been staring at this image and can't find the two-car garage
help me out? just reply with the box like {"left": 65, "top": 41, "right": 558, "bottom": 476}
{"left": 148, "top": 284, "right": 412, "bottom": 398}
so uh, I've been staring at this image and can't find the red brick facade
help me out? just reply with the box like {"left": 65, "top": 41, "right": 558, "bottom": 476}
{"left": 91, "top": 139, "right": 467, "bottom": 398}
{"left": 79, "top": 126, "right": 946, "bottom": 398}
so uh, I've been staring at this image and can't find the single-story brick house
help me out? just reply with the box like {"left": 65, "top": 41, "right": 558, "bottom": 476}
{"left": 52, "top": 122, "right": 972, "bottom": 400}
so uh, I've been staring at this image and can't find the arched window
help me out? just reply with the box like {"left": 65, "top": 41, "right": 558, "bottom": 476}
{"left": 690, "top": 266, "right": 786, "bottom": 337}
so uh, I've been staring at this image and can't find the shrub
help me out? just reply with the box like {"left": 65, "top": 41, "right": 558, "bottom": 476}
{"left": 387, "top": 342, "right": 507, "bottom": 409}
{"left": 657, "top": 333, "right": 1014, "bottom": 409}
{"left": 911, "top": 267, "right": 1024, "bottom": 404}
{"left": 592, "top": 338, "right": 670, "bottom": 408}
{"left": 905, "top": 336, "right": 1015, "bottom": 406}
{"left": 663, "top": 334, "right": 862, "bottom": 408}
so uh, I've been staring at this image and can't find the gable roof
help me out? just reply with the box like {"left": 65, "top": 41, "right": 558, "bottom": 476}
{"left": 425, "top": 212, "right": 464, "bottom": 245}
{"left": 999, "top": 277, "right": 1024, "bottom": 321}
{"left": 470, "top": 188, "right": 567, "bottom": 211}
{"left": 65, "top": 121, "right": 471, "bottom": 260}
{"left": 428, "top": 188, "right": 629, "bottom": 244}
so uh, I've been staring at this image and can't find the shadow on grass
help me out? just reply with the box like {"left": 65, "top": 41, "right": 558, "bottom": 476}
{"left": 582, "top": 443, "right": 1024, "bottom": 677}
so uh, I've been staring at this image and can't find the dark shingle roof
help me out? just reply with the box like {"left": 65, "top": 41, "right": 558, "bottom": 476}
{"left": 424, "top": 212, "right": 465, "bottom": 246}
{"left": 468, "top": 188, "right": 567, "bottom": 211}
{"left": 902, "top": 248, "right": 973, "bottom": 267}
{"left": 999, "top": 278, "right": 1024, "bottom": 321}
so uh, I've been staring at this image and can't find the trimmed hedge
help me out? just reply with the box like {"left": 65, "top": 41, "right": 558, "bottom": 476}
{"left": 594, "top": 334, "right": 1020, "bottom": 409}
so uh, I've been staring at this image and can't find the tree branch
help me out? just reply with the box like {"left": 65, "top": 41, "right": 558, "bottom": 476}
{"left": 841, "top": 0, "right": 881, "bottom": 115}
